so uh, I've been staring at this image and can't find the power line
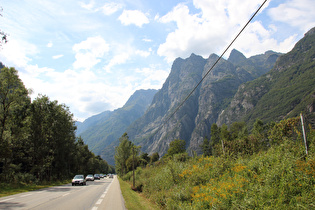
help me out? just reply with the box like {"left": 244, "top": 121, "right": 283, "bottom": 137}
{"left": 151, "top": 0, "right": 268, "bottom": 138}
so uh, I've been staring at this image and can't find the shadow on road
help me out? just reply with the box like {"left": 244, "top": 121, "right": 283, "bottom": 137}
{"left": 0, "top": 201, "right": 25, "bottom": 209}
{"left": 43, "top": 186, "right": 73, "bottom": 192}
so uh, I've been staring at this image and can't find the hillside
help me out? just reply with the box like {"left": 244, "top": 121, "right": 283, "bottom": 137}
{"left": 217, "top": 27, "right": 315, "bottom": 127}
{"left": 76, "top": 89, "right": 158, "bottom": 158}
{"left": 122, "top": 50, "right": 281, "bottom": 157}
{"left": 86, "top": 27, "right": 314, "bottom": 165}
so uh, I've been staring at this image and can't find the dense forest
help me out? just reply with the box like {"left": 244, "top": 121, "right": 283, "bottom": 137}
{"left": 117, "top": 116, "right": 314, "bottom": 209}
{"left": 0, "top": 65, "right": 113, "bottom": 183}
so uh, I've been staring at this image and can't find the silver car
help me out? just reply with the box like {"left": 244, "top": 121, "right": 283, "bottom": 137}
{"left": 72, "top": 175, "right": 86, "bottom": 186}
{"left": 86, "top": 174, "right": 94, "bottom": 181}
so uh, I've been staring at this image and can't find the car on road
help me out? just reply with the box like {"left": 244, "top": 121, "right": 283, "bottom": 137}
{"left": 94, "top": 174, "right": 100, "bottom": 180}
{"left": 86, "top": 174, "right": 94, "bottom": 181}
{"left": 72, "top": 175, "right": 86, "bottom": 186}
{"left": 108, "top": 174, "right": 113, "bottom": 178}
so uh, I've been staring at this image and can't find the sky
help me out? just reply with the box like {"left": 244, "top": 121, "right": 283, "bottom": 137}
{"left": 0, "top": 0, "right": 314, "bottom": 122}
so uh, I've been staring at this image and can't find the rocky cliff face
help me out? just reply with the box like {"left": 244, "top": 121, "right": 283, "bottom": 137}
{"left": 126, "top": 49, "right": 281, "bottom": 156}
{"left": 92, "top": 28, "right": 315, "bottom": 165}
{"left": 217, "top": 27, "right": 315, "bottom": 128}
{"left": 126, "top": 54, "right": 207, "bottom": 154}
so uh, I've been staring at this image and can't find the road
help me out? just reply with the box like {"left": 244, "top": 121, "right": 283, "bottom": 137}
{"left": 0, "top": 175, "right": 126, "bottom": 210}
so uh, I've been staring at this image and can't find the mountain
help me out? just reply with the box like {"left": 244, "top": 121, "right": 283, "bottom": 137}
{"left": 88, "top": 27, "right": 314, "bottom": 166}
{"left": 217, "top": 27, "right": 315, "bottom": 127}
{"left": 76, "top": 89, "right": 158, "bottom": 159}
{"left": 118, "top": 49, "right": 282, "bottom": 157}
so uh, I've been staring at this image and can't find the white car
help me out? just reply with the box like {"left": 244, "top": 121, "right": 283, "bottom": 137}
{"left": 72, "top": 175, "right": 86, "bottom": 186}
{"left": 86, "top": 174, "right": 94, "bottom": 181}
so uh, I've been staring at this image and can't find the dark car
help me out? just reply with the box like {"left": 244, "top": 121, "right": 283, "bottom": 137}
{"left": 72, "top": 175, "right": 86, "bottom": 186}
{"left": 94, "top": 174, "right": 100, "bottom": 180}
{"left": 108, "top": 174, "right": 113, "bottom": 178}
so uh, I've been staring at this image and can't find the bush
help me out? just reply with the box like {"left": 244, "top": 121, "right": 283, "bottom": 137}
{"left": 133, "top": 118, "right": 314, "bottom": 209}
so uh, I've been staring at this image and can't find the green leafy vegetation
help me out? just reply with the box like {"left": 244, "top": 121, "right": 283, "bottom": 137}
{"left": 118, "top": 116, "right": 314, "bottom": 209}
{"left": 0, "top": 66, "right": 113, "bottom": 185}
{"left": 118, "top": 176, "right": 160, "bottom": 210}
{"left": 235, "top": 30, "right": 315, "bottom": 127}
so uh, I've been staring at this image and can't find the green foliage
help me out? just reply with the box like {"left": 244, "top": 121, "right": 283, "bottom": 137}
{"left": 0, "top": 66, "right": 110, "bottom": 183}
{"left": 115, "top": 133, "right": 134, "bottom": 176}
{"left": 149, "top": 152, "right": 159, "bottom": 164}
{"left": 164, "top": 139, "right": 186, "bottom": 158}
{"left": 131, "top": 118, "right": 314, "bottom": 209}
{"left": 238, "top": 31, "right": 315, "bottom": 127}
{"left": 0, "top": 67, "right": 31, "bottom": 181}
{"left": 200, "top": 136, "right": 211, "bottom": 156}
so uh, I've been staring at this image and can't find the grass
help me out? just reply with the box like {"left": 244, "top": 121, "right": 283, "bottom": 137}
{"left": 120, "top": 118, "right": 315, "bottom": 209}
{"left": 0, "top": 180, "right": 71, "bottom": 197}
{"left": 118, "top": 176, "right": 160, "bottom": 210}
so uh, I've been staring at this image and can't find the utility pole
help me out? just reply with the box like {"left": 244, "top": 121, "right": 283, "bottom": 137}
{"left": 132, "top": 145, "right": 135, "bottom": 188}
{"left": 300, "top": 113, "right": 308, "bottom": 155}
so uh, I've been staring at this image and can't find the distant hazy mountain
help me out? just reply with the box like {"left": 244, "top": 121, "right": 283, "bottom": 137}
{"left": 76, "top": 89, "right": 158, "bottom": 159}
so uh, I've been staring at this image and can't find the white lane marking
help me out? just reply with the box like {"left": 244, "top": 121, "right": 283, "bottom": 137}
{"left": 62, "top": 193, "right": 70, "bottom": 197}
{"left": 92, "top": 178, "right": 113, "bottom": 210}
{"left": 0, "top": 198, "right": 13, "bottom": 202}
{"left": 20, "top": 193, "right": 32, "bottom": 197}
{"left": 96, "top": 199, "right": 103, "bottom": 205}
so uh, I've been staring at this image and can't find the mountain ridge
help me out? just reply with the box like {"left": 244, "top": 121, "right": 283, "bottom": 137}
{"left": 80, "top": 27, "right": 314, "bottom": 166}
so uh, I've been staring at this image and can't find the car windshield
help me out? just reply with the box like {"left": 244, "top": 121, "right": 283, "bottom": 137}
{"left": 74, "top": 175, "right": 83, "bottom": 179}
{"left": 87, "top": 175, "right": 93, "bottom": 177}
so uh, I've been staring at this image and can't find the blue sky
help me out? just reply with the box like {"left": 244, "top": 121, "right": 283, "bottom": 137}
{"left": 0, "top": 0, "right": 314, "bottom": 122}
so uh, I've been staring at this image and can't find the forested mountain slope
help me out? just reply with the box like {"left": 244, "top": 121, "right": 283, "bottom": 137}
{"left": 217, "top": 27, "right": 315, "bottom": 127}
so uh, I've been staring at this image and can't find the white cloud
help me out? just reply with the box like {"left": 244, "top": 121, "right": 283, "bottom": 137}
{"left": 135, "top": 50, "right": 150, "bottom": 57}
{"left": 142, "top": 38, "right": 152, "bottom": 42}
{"left": 26, "top": 68, "right": 114, "bottom": 121}
{"left": 157, "top": 3, "right": 218, "bottom": 62}
{"left": 79, "top": 0, "right": 95, "bottom": 10}
{"left": 268, "top": 0, "right": 315, "bottom": 32}
{"left": 104, "top": 52, "right": 130, "bottom": 72}
{"left": 101, "top": 2, "right": 124, "bottom": 15}
{"left": 135, "top": 66, "right": 169, "bottom": 90}
{"left": 156, "top": 0, "right": 301, "bottom": 62}
{"left": 47, "top": 41, "right": 53, "bottom": 48}
{"left": 0, "top": 38, "right": 37, "bottom": 68}
{"left": 118, "top": 10, "right": 149, "bottom": 27}
{"left": 2, "top": 0, "right": 312, "bottom": 123}
{"left": 18, "top": 64, "right": 131, "bottom": 122}
{"left": 231, "top": 21, "right": 298, "bottom": 57}
{"left": 52, "top": 54, "right": 64, "bottom": 59}
{"left": 72, "top": 36, "right": 109, "bottom": 70}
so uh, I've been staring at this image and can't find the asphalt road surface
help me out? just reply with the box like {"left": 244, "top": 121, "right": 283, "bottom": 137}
{"left": 0, "top": 175, "right": 126, "bottom": 210}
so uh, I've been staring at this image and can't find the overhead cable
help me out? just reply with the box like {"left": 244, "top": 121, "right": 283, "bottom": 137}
{"left": 152, "top": 0, "right": 268, "bottom": 137}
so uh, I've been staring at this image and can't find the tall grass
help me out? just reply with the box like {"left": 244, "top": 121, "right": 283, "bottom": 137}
{"left": 124, "top": 123, "right": 315, "bottom": 209}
